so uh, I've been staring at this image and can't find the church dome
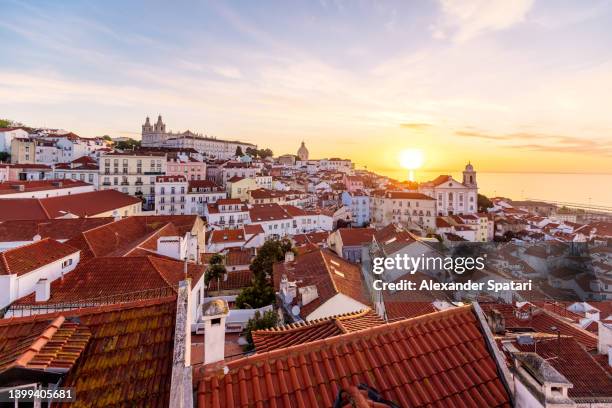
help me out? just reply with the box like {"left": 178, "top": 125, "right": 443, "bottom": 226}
{"left": 465, "top": 162, "right": 474, "bottom": 171}
{"left": 297, "top": 141, "right": 309, "bottom": 160}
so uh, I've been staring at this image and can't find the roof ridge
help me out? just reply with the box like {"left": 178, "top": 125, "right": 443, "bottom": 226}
{"left": 37, "top": 198, "right": 52, "bottom": 219}
{"left": 231, "top": 305, "right": 473, "bottom": 366}
{"left": 13, "top": 316, "right": 65, "bottom": 368}
{"left": 254, "top": 310, "right": 371, "bottom": 335}
{"left": 124, "top": 221, "right": 175, "bottom": 256}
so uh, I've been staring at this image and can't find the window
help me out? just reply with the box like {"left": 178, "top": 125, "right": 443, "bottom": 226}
{"left": 62, "top": 259, "right": 73, "bottom": 268}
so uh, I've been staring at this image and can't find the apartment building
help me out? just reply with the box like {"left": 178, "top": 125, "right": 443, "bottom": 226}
{"left": 99, "top": 151, "right": 166, "bottom": 209}
{"left": 370, "top": 191, "right": 436, "bottom": 230}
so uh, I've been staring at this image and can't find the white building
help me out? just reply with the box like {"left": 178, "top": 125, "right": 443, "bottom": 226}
{"left": 419, "top": 163, "right": 478, "bottom": 216}
{"left": 341, "top": 191, "right": 370, "bottom": 227}
{"left": 205, "top": 198, "right": 250, "bottom": 230}
{"left": 370, "top": 191, "right": 436, "bottom": 230}
{"left": 0, "top": 127, "right": 29, "bottom": 153}
{"left": 0, "top": 238, "right": 80, "bottom": 308}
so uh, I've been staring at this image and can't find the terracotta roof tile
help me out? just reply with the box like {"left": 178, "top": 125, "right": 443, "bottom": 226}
{"left": 0, "top": 239, "right": 79, "bottom": 276}
{"left": 13, "top": 256, "right": 201, "bottom": 306}
{"left": 274, "top": 249, "right": 369, "bottom": 318}
{"left": 0, "top": 218, "right": 114, "bottom": 242}
{"left": 196, "top": 306, "right": 512, "bottom": 408}
{"left": 252, "top": 309, "right": 384, "bottom": 353}
{"left": 512, "top": 336, "right": 612, "bottom": 401}
{"left": 338, "top": 228, "right": 375, "bottom": 246}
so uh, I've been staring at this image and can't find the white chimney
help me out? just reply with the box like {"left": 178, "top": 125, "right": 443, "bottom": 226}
{"left": 35, "top": 278, "right": 50, "bottom": 302}
{"left": 157, "top": 236, "right": 184, "bottom": 260}
{"left": 284, "top": 251, "right": 295, "bottom": 263}
{"left": 202, "top": 299, "right": 229, "bottom": 365}
{"left": 598, "top": 321, "right": 612, "bottom": 355}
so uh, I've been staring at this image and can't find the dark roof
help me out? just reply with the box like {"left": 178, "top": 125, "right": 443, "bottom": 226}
{"left": 0, "top": 297, "right": 176, "bottom": 407}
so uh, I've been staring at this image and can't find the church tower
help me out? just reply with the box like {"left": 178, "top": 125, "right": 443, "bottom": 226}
{"left": 297, "top": 141, "right": 309, "bottom": 161}
{"left": 462, "top": 162, "right": 477, "bottom": 188}
{"left": 142, "top": 116, "right": 153, "bottom": 134}
{"left": 154, "top": 115, "right": 166, "bottom": 133}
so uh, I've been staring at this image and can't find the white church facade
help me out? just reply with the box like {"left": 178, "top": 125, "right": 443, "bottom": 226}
{"left": 419, "top": 163, "right": 479, "bottom": 215}
{"left": 140, "top": 115, "right": 256, "bottom": 160}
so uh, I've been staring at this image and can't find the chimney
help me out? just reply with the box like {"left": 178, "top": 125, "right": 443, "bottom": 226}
{"left": 35, "top": 278, "right": 50, "bottom": 302}
{"left": 598, "top": 321, "right": 612, "bottom": 356}
{"left": 157, "top": 236, "right": 184, "bottom": 260}
{"left": 511, "top": 352, "right": 574, "bottom": 406}
{"left": 486, "top": 308, "right": 506, "bottom": 334}
{"left": 169, "top": 279, "right": 193, "bottom": 408}
{"left": 284, "top": 251, "right": 295, "bottom": 263}
{"left": 202, "top": 298, "right": 229, "bottom": 365}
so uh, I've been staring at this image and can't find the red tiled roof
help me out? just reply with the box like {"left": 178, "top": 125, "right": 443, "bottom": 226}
{"left": 0, "top": 179, "right": 91, "bottom": 195}
{"left": 13, "top": 256, "right": 201, "bottom": 305}
{"left": 0, "top": 239, "right": 79, "bottom": 276}
{"left": 2, "top": 297, "right": 177, "bottom": 407}
{"left": 249, "top": 203, "right": 291, "bottom": 221}
{"left": 209, "top": 228, "right": 245, "bottom": 244}
{"left": 207, "top": 270, "right": 253, "bottom": 292}
{"left": 273, "top": 249, "right": 369, "bottom": 318}
{"left": 512, "top": 336, "right": 612, "bottom": 401}
{"left": 0, "top": 316, "right": 91, "bottom": 375}
{"left": 196, "top": 306, "right": 512, "bottom": 408}
{"left": 480, "top": 303, "right": 598, "bottom": 351}
{"left": 0, "top": 218, "right": 114, "bottom": 242}
{"left": 0, "top": 199, "right": 49, "bottom": 221}
{"left": 292, "top": 231, "right": 330, "bottom": 246}
{"left": 338, "top": 227, "right": 375, "bottom": 246}
{"left": 252, "top": 308, "right": 384, "bottom": 353}
{"left": 244, "top": 224, "right": 264, "bottom": 235}
{"left": 225, "top": 248, "right": 253, "bottom": 266}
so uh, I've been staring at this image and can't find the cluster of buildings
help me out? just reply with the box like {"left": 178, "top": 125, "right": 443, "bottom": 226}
{"left": 0, "top": 119, "right": 610, "bottom": 407}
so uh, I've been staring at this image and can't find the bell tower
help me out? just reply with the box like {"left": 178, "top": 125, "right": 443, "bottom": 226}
{"left": 462, "top": 162, "right": 477, "bottom": 188}
{"left": 154, "top": 115, "right": 166, "bottom": 133}
{"left": 142, "top": 116, "right": 153, "bottom": 134}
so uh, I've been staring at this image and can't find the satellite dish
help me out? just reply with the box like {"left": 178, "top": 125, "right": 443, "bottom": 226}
{"left": 291, "top": 305, "right": 300, "bottom": 316}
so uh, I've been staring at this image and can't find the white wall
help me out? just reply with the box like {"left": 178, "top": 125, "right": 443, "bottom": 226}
{"left": 305, "top": 293, "right": 368, "bottom": 321}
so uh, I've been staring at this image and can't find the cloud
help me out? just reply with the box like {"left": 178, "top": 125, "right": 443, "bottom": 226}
{"left": 400, "top": 123, "right": 433, "bottom": 130}
{"left": 454, "top": 129, "right": 612, "bottom": 156}
{"left": 433, "top": 0, "right": 534, "bottom": 42}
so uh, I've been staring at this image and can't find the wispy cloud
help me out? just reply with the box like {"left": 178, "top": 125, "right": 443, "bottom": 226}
{"left": 432, "top": 0, "right": 534, "bottom": 42}
{"left": 400, "top": 123, "right": 433, "bottom": 130}
{"left": 455, "top": 129, "right": 612, "bottom": 156}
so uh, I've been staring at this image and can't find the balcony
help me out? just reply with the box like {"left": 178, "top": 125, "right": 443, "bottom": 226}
{"left": 144, "top": 171, "right": 163, "bottom": 175}
{"left": 135, "top": 181, "right": 143, "bottom": 185}
{"left": 102, "top": 182, "right": 111, "bottom": 186}
{"left": 120, "top": 182, "right": 130, "bottom": 186}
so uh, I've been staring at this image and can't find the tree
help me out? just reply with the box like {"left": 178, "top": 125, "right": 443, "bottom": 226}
{"left": 477, "top": 194, "right": 493, "bottom": 212}
{"left": 243, "top": 309, "right": 278, "bottom": 351}
{"left": 0, "top": 119, "right": 12, "bottom": 128}
{"left": 258, "top": 148, "right": 273, "bottom": 159}
{"left": 245, "top": 147, "right": 257, "bottom": 158}
{"left": 235, "top": 280, "right": 276, "bottom": 309}
{"left": 235, "top": 146, "right": 243, "bottom": 157}
{"left": 116, "top": 139, "right": 141, "bottom": 150}
{"left": 205, "top": 254, "right": 226, "bottom": 291}
{"left": 102, "top": 135, "right": 112, "bottom": 141}
{"left": 0, "top": 152, "right": 10, "bottom": 163}
{"left": 236, "top": 238, "right": 293, "bottom": 309}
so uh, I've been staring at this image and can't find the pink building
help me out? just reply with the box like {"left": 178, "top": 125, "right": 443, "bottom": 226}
{"left": 343, "top": 174, "right": 364, "bottom": 193}
{"left": 166, "top": 157, "right": 206, "bottom": 180}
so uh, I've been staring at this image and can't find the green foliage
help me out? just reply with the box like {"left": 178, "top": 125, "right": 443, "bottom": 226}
{"left": 205, "top": 254, "right": 226, "bottom": 286}
{"left": 0, "top": 152, "right": 10, "bottom": 162}
{"left": 0, "top": 119, "right": 11, "bottom": 128}
{"left": 477, "top": 194, "right": 493, "bottom": 212}
{"left": 102, "top": 135, "right": 112, "bottom": 141}
{"left": 235, "top": 146, "right": 243, "bottom": 156}
{"left": 236, "top": 238, "right": 293, "bottom": 310}
{"left": 249, "top": 238, "right": 292, "bottom": 281}
{"left": 235, "top": 280, "right": 276, "bottom": 310}
{"left": 115, "top": 139, "right": 141, "bottom": 150}
{"left": 243, "top": 309, "right": 278, "bottom": 351}
{"left": 244, "top": 147, "right": 273, "bottom": 159}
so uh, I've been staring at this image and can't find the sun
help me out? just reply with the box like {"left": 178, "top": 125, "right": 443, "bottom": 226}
{"left": 399, "top": 148, "right": 424, "bottom": 170}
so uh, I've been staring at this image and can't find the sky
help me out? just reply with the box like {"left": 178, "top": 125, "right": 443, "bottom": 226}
{"left": 1, "top": 0, "right": 612, "bottom": 177}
